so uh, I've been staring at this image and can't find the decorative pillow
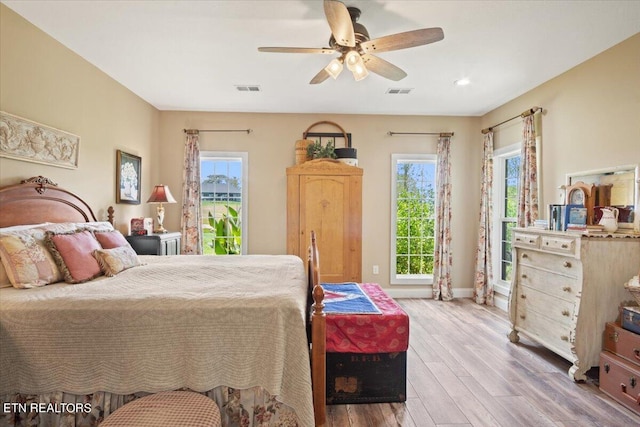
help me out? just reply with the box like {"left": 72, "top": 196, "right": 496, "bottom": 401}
{"left": 94, "top": 230, "right": 130, "bottom": 249}
{"left": 45, "top": 230, "right": 103, "bottom": 284}
{"left": 0, "top": 262, "right": 10, "bottom": 288}
{"left": 77, "top": 221, "right": 115, "bottom": 232}
{"left": 0, "top": 230, "right": 63, "bottom": 288}
{"left": 93, "top": 245, "right": 142, "bottom": 276}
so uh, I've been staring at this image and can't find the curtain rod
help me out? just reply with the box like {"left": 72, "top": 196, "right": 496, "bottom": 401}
{"left": 481, "top": 107, "right": 542, "bottom": 134}
{"left": 183, "top": 128, "right": 252, "bottom": 135}
{"left": 388, "top": 131, "right": 454, "bottom": 137}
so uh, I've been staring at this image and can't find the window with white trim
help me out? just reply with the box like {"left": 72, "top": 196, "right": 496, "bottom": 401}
{"left": 200, "top": 152, "right": 248, "bottom": 255}
{"left": 391, "top": 154, "right": 437, "bottom": 285}
{"left": 492, "top": 144, "right": 521, "bottom": 297}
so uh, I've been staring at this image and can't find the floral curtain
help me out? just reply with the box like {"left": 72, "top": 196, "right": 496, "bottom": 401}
{"left": 517, "top": 115, "right": 539, "bottom": 227}
{"left": 433, "top": 135, "right": 453, "bottom": 301}
{"left": 474, "top": 132, "right": 494, "bottom": 305}
{"left": 181, "top": 131, "right": 202, "bottom": 254}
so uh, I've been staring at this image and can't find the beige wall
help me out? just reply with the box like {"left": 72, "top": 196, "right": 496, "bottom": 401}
{"left": 159, "top": 112, "right": 481, "bottom": 292}
{"left": 2, "top": 4, "right": 638, "bottom": 295}
{"left": 0, "top": 4, "right": 159, "bottom": 232}
{"left": 481, "top": 33, "right": 640, "bottom": 211}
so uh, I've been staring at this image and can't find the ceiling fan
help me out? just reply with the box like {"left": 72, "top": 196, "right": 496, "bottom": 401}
{"left": 258, "top": 0, "right": 444, "bottom": 84}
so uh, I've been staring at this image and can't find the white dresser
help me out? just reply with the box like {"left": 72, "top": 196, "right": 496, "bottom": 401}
{"left": 508, "top": 228, "right": 640, "bottom": 381}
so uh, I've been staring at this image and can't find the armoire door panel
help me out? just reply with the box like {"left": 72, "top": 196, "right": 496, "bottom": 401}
{"left": 300, "top": 176, "right": 347, "bottom": 282}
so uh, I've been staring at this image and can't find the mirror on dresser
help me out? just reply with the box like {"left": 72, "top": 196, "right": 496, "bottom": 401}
{"left": 566, "top": 164, "right": 639, "bottom": 229}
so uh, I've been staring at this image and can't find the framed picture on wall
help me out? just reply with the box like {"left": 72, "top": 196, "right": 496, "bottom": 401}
{"left": 116, "top": 150, "right": 141, "bottom": 204}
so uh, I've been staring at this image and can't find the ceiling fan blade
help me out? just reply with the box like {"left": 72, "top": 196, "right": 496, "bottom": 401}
{"left": 323, "top": 0, "right": 355, "bottom": 47}
{"left": 360, "top": 27, "right": 444, "bottom": 53}
{"left": 361, "top": 54, "right": 407, "bottom": 81}
{"left": 258, "top": 47, "right": 335, "bottom": 54}
{"left": 310, "top": 68, "right": 331, "bottom": 85}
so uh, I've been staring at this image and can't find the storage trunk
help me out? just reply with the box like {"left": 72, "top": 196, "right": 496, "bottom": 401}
{"left": 599, "top": 351, "right": 640, "bottom": 415}
{"left": 326, "top": 351, "right": 406, "bottom": 404}
{"left": 603, "top": 322, "right": 640, "bottom": 366}
{"left": 622, "top": 306, "right": 640, "bottom": 335}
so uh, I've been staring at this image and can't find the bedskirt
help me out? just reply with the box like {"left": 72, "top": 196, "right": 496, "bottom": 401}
{"left": 1, "top": 386, "right": 300, "bottom": 427}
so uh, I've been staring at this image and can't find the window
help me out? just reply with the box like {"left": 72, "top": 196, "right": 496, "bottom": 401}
{"left": 200, "top": 152, "right": 248, "bottom": 255}
{"left": 492, "top": 144, "right": 521, "bottom": 297}
{"left": 391, "top": 154, "right": 437, "bottom": 285}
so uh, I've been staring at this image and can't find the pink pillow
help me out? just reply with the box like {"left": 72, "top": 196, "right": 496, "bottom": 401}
{"left": 95, "top": 230, "right": 130, "bottom": 249}
{"left": 45, "top": 230, "right": 102, "bottom": 283}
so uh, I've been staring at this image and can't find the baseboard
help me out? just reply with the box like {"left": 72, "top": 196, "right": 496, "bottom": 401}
{"left": 387, "top": 287, "right": 474, "bottom": 299}
{"left": 493, "top": 294, "right": 509, "bottom": 312}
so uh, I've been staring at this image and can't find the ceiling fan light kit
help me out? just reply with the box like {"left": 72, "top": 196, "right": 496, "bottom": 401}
{"left": 325, "top": 58, "right": 343, "bottom": 79}
{"left": 258, "top": 0, "right": 444, "bottom": 85}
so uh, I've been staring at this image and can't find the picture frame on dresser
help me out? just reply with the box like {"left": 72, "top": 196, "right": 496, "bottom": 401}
{"left": 116, "top": 150, "right": 141, "bottom": 204}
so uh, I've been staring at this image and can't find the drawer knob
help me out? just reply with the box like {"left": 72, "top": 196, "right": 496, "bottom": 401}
{"left": 520, "top": 315, "right": 526, "bottom": 320}
{"left": 563, "top": 261, "right": 572, "bottom": 268}
{"left": 561, "top": 244, "right": 568, "bottom": 249}
{"left": 609, "top": 332, "right": 619, "bottom": 343}
{"left": 561, "top": 335, "right": 569, "bottom": 341}
{"left": 520, "top": 294, "right": 527, "bottom": 299}
{"left": 634, "top": 348, "right": 640, "bottom": 361}
{"left": 522, "top": 253, "right": 528, "bottom": 259}
{"left": 516, "top": 238, "right": 522, "bottom": 242}
{"left": 630, "top": 377, "right": 637, "bottom": 388}
{"left": 562, "top": 310, "right": 570, "bottom": 317}
{"left": 528, "top": 239, "right": 535, "bottom": 244}
{"left": 604, "top": 363, "right": 610, "bottom": 374}
{"left": 562, "top": 286, "right": 572, "bottom": 293}
{"left": 521, "top": 274, "right": 528, "bottom": 279}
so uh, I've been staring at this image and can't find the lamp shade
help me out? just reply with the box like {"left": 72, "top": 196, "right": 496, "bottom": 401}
{"left": 147, "top": 185, "right": 177, "bottom": 204}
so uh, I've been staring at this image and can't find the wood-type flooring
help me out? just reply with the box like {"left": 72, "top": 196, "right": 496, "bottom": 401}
{"left": 325, "top": 298, "right": 640, "bottom": 427}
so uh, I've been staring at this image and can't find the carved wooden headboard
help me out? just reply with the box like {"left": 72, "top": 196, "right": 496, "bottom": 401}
{"left": 0, "top": 176, "right": 98, "bottom": 228}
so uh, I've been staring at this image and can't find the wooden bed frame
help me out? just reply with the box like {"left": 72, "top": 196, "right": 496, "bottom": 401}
{"left": 0, "top": 176, "right": 327, "bottom": 427}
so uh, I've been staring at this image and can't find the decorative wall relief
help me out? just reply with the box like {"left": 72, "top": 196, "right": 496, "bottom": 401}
{"left": 0, "top": 111, "right": 80, "bottom": 169}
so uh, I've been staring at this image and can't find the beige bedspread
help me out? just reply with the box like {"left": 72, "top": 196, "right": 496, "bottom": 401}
{"left": 0, "top": 255, "right": 314, "bottom": 427}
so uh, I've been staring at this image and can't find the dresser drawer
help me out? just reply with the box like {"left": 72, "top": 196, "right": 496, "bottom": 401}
{"left": 603, "top": 322, "right": 640, "bottom": 367}
{"left": 516, "top": 285, "right": 576, "bottom": 326}
{"left": 514, "top": 304, "right": 573, "bottom": 357}
{"left": 513, "top": 232, "right": 540, "bottom": 249}
{"left": 518, "top": 265, "right": 580, "bottom": 302}
{"left": 518, "top": 250, "right": 578, "bottom": 278}
{"left": 540, "top": 235, "right": 577, "bottom": 255}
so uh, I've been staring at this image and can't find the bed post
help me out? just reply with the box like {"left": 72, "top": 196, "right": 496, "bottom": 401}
{"left": 309, "top": 231, "right": 326, "bottom": 427}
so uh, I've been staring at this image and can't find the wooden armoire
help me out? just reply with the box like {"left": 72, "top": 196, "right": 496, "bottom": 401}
{"left": 286, "top": 159, "right": 363, "bottom": 283}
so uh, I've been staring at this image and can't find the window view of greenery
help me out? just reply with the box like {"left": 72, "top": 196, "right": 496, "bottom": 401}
{"left": 395, "top": 161, "right": 436, "bottom": 276}
{"left": 200, "top": 158, "right": 242, "bottom": 255}
{"left": 501, "top": 155, "right": 521, "bottom": 280}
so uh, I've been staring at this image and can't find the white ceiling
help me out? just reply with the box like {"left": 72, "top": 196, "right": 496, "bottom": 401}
{"left": 3, "top": 0, "right": 640, "bottom": 116}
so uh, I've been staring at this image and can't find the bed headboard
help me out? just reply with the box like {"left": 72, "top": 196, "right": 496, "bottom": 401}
{"left": 0, "top": 176, "right": 98, "bottom": 228}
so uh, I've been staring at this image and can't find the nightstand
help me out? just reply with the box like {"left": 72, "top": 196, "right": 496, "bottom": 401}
{"left": 125, "top": 232, "right": 181, "bottom": 255}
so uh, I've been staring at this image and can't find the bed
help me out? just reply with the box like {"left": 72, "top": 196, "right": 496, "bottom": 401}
{"left": 0, "top": 176, "right": 326, "bottom": 427}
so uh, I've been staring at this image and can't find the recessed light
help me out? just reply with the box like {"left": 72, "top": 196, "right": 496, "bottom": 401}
{"left": 454, "top": 78, "right": 470, "bottom": 86}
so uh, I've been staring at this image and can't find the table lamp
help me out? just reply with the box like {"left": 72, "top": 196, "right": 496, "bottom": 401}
{"left": 146, "top": 184, "right": 177, "bottom": 233}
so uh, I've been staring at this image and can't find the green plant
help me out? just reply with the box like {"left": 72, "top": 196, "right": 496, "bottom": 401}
{"left": 306, "top": 139, "right": 337, "bottom": 159}
{"left": 208, "top": 207, "right": 242, "bottom": 255}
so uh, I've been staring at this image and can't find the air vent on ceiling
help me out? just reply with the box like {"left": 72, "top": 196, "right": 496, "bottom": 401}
{"left": 235, "top": 85, "right": 261, "bottom": 92}
{"left": 386, "top": 88, "right": 413, "bottom": 95}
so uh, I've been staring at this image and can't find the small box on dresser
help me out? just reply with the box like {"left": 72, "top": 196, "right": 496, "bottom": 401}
{"left": 600, "top": 322, "right": 640, "bottom": 415}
